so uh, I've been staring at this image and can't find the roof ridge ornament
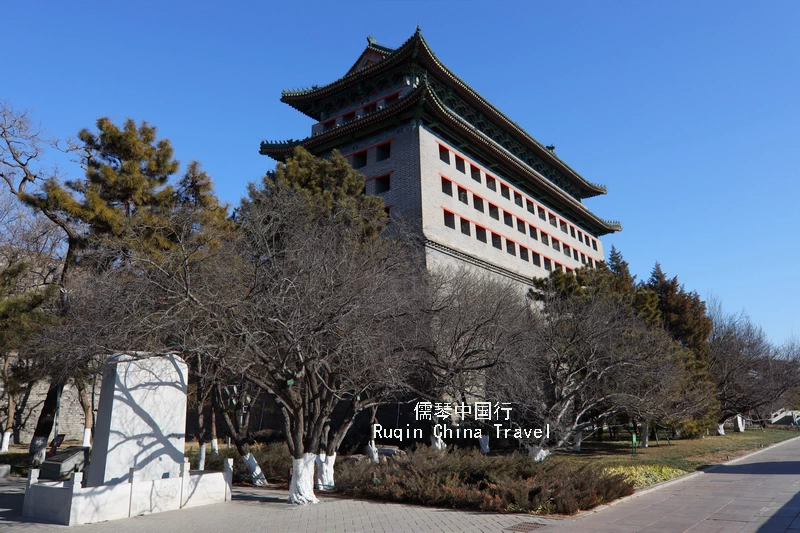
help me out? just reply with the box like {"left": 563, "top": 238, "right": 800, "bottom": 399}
{"left": 367, "top": 35, "right": 376, "bottom": 45}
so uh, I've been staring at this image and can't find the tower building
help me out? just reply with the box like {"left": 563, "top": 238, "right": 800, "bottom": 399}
{"left": 260, "top": 30, "right": 621, "bottom": 284}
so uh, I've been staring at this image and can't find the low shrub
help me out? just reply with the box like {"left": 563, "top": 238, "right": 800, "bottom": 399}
{"left": 185, "top": 442, "right": 292, "bottom": 484}
{"left": 603, "top": 464, "right": 687, "bottom": 489}
{"left": 335, "top": 447, "right": 633, "bottom": 515}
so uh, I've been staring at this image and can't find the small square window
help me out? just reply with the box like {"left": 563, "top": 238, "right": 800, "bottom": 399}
{"left": 592, "top": 239, "right": 598, "bottom": 251}
{"left": 473, "top": 196, "right": 484, "bottom": 212}
{"left": 376, "top": 142, "right": 391, "bottom": 161}
{"left": 486, "top": 176, "right": 497, "bottom": 191}
{"left": 439, "top": 145, "right": 450, "bottom": 164}
{"left": 491, "top": 233, "right": 502, "bottom": 249}
{"left": 538, "top": 207, "right": 546, "bottom": 221}
{"left": 343, "top": 111, "right": 356, "bottom": 123}
{"left": 460, "top": 218, "right": 470, "bottom": 236}
{"left": 519, "top": 247, "right": 529, "bottom": 261}
{"left": 455, "top": 156, "right": 465, "bottom": 173}
{"left": 570, "top": 226, "right": 576, "bottom": 238}
{"left": 363, "top": 102, "right": 377, "bottom": 115}
{"left": 352, "top": 151, "right": 367, "bottom": 169}
{"left": 500, "top": 184, "right": 510, "bottom": 200}
{"left": 529, "top": 226, "right": 538, "bottom": 240}
{"left": 573, "top": 249, "right": 579, "bottom": 261}
{"left": 532, "top": 252, "right": 541, "bottom": 267}
{"left": 560, "top": 221, "right": 567, "bottom": 233}
{"left": 506, "top": 240, "right": 516, "bottom": 256}
{"left": 384, "top": 94, "right": 399, "bottom": 106}
{"left": 549, "top": 214, "right": 557, "bottom": 227}
{"left": 374, "top": 174, "right": 390, "bottom": 193}
{"left": 489, "top": 204, "right": 499, "bottom": 220}
{"left": 503, "top": 211, "right": 513, "bottom": 227}
{"left": 470, "top": 165, "right": 481, "bottom": 183}
{"left": 554, "top": 263, "right": 562, "bottom": 272}
{"left": 441, "top": 177, "right": 452, "bottom": 196}
{"left": 544, "top": 258, "right": 552, "bottom": 271}
{"left": 563, "top": 245, "right": 571, "bottom": 257}
{"left": 516, "top": 219, "right": 526, "bottom": 233}
{"left": 526, "top": 199, "right": 535, "bottom": 214}
{"left": 458, "top": 186, "right": 468, "bottom": 204}
{"left": 552, "top": 239, "right": 560, "bottom": 252}
{"left": 476, "top": 226, "right": 487, "bottom": 243}
{"left": 444, "top": 210, "right": 455, "bottom": 229}
{"left": 322, "top": 120, "right": 335, "bottom": 132}
{"left": 541, "top": 233, "right": 549, "bottom": 246}
{"left": 577, "top": 230, "right": 584, "bottom": 243}
{"left": 514, "top": 192, "right": 523, "bottom": 207}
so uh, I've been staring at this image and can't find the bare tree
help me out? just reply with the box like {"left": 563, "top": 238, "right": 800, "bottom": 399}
{"left": 489, "top": 282, "right": 689, "bottom": 460}
{"left": 708, "top": 298, "right": 800, "bottom": 435}
{"left": 401, "top": 268, "right": 528, "bottom": 451}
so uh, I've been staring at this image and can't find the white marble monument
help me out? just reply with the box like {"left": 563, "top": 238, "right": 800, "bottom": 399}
{"left": 87, "top": 353, "right": 188, "bottom": 486}
{"left": 23, "top": 353, "right": 233, "bottom": 526}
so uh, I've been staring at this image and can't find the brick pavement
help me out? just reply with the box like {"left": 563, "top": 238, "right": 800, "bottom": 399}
{"left": 2, "top": 436, "right": 800, "bottom": 533}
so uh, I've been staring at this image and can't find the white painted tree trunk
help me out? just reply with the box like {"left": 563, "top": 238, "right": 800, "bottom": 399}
{"left": 288, "top": 453, "right": 319, "bottom": 504}
{"left": 735, "top": 415, "right": 745, "bottom": 432}
{"left": 526, "top": 445, "right": 551, "bottom": 462}
{"left": 0, "top": 431, "right": 11, "bottom": 452}
{"left": 242, "top": 451, "right": 268, "bottom": 486}
{"left": 81, "top": 428, "right": 91, "bottom": 447}
{"left": 198, "top": 443, "right": 207, "bottom": 471}
{"left": 30, "top": 435, "right": 47, "bottom": 464}
{"left": 717, "top": 423, "right": 726, "bottom": 436}
{"left": 573, "top": 430, "right": 583, "bottom": 452}
{"left": 315, "top": 452, "right": 336, "bottom": 490}
{"left": 477, "top": 435, "right": 490, "bottom": 454}
{"left": 210, "top": 438, "right": 219, "bottom": 454}
{"left": 366, "top": 440, "right": 379, "bottom": 463}
{"left": 642, "top": 422, "right": 650, "bottom": 448}
{"left": 431, "top": 433, "right": 447, "bottom": 452}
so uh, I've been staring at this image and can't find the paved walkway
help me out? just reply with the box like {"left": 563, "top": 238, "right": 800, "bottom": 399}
{"left": 1, "top": 436, "right": 799, "bottom": 532}
{"left": 539, "top": 436, "right": 800, "bottom": 533}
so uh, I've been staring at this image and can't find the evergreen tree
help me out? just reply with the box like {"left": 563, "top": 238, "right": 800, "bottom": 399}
{"left": 646, "top": 262, "right": 713, "bottom": 369}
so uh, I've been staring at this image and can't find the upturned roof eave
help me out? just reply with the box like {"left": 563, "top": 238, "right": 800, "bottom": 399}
{"left": 261, "top": 83, "right": 427, "bottom": 159}
{"left": 264, "top": 83, "right": 621, "bottom": 235}
{"left": 280, "top": 31, "right": 607, "bottom": 198}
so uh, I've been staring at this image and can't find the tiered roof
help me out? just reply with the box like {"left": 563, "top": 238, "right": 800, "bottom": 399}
{"left": 261, "top": 29, "right": 621, "bottom": 235}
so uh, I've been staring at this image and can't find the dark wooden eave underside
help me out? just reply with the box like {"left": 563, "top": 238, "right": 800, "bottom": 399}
{"left": 262, "top": 84, "right": 621, "bottom": 236}
{"left": 280, "top": 30, "right": 606, "bottom": 199}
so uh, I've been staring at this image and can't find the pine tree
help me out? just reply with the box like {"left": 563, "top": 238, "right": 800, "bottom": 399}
{"left": 646, "top": 262, "right": 713, "bottom": 369}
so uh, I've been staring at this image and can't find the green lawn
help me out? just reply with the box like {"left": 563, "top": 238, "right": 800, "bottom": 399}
{"left": 549, "top": 428, "right": 798, "bottom": 487}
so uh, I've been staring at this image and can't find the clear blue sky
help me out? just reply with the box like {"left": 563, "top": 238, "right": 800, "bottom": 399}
{"left": 4, "top": 1, "right": 798, "bottom": 344}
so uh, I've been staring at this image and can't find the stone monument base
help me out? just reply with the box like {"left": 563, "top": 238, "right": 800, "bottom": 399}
{"left": 22, "top": 458, "right": 232, "bottom": 526}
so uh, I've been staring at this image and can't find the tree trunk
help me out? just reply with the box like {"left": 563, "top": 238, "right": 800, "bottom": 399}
{"left": 210, "top": 406, "right": 219, "bottom": 454}
{"left": 735, "top": 414, "right": 745, "bottom": 432}
{"left": 573, "top": 430, "right": 583, "bottom": 452}
{"left": 215, "top": 385, "right": 266, "bottom": 485}
{"left": 314, "top": 452, "right": 336, "bottom": 491}
{"left": 642, "top": 421, "right": 650, "bottom": 448}
{"left": 478, "top": 434, "right": 490, "bottom": 454}
{"left": 29, "top": 383, "right": 60, "bottom": 465}
{"left": 77, "top": 381, "right": 92, "bottom": 447}
{"left": 430, "top": 421, "right": 446, "bottom": 451}
{"left": 288, "top": 453, "right": 319, "bottom": 504}
{"left": 366, "top": 440, "right": 379, "bottom": 463}
{"left": 1, "top": 357, "right": 13, "bottom": 453}
{"left": 526, "top": 445, "right": 551, "bottom": 462}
